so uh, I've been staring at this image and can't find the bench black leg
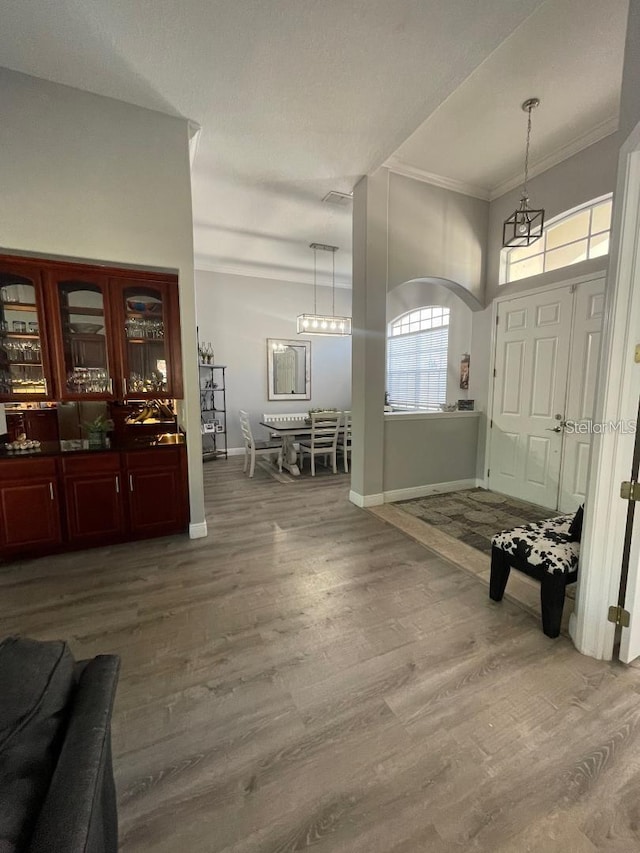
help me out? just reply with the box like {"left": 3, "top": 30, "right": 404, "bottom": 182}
{"left": 540, "top": 571, "right": 566, "bottom": 638}
{"left": 489, "top": 546, "right": 511, "bottom": 602}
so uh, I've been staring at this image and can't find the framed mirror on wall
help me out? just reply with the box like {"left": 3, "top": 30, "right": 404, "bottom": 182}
{"left": 267, "top": 338, "right": 311, "bottom": 400}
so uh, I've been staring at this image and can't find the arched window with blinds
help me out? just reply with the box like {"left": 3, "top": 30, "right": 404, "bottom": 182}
{"left": 386, "top": 306, "right": 450, "bottom": 411}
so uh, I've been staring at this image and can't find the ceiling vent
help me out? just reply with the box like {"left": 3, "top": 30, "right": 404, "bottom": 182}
{"left": 322, "top": 191, "right": 353, "bottom": 207}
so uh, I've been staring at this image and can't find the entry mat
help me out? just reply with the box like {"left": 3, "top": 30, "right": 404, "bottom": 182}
{"left": 394, "top": 488, "right": 556, "bottom": 555}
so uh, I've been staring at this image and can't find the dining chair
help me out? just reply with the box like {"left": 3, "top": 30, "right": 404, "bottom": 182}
{"left": 297, "top": 411, "right": 341, "bottom": 476}
{"left": 239, "top": 410, "right": 282, "bottom": 478}
{"left": 338, "top": 410, "right": 352, "bottom": 473}
{"left": 261, "top": 412, "right": 307, "bottom": 441}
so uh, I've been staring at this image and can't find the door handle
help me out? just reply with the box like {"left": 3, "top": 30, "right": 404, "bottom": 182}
{"left": 546, "top": 426, "right": 562, "bottom": 433}
{"left": 115, "top": 475, "right": 120, "bottom": 494}
{"left": 49, "top": 482, "right": 54, "bottom": 501}
{"left": 129, "top": 474, "right": 134, "bottom": 492}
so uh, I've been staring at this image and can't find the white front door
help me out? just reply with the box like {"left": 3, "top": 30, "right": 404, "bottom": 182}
{"left": 558, "top": 277, "right": 606, "bottom": 512}
{"left": 490, "top": 288, "right": 573, "bottom": 508}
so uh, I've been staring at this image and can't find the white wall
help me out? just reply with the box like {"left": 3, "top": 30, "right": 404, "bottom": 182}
{"left": 0, "top": 69, "right": 205, "bottom": 533}
{"left": 195, "top": 269, "right": 352, "bottom": 449}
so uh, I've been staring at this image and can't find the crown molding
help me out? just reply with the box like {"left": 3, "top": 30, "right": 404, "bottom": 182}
{"left": 489, "top": 115, "right": 619, "bottom": 201}
{"left": 193, "top": 257, "right": 352, "bottom": 289}
{"left": 384, "top": 115, "right": 619, "bottom": 205}
{"left": 384, "top": 156, "right": 491, "bottom": 201}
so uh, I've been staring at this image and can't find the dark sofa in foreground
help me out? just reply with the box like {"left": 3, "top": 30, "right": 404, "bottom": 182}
{"left": 0, "top": 636, "right": 120, "bottom": 853}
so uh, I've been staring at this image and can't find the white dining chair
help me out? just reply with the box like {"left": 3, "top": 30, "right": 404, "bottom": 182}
{"left": 297, "top": 411, "right": 341, "bottom": 476}
{"left": 338, "top": 410, "right": 352, "bottom": 473}
{"left": 261, "top": 412, "right": 307, "bottom": 438}
{"left": 239, "top": 410, "right": 282, "bottom": 478}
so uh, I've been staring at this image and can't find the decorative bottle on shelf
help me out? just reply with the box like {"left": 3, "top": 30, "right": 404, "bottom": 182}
{"left": 199, "top": 342, "right": 214, "bottom": 364}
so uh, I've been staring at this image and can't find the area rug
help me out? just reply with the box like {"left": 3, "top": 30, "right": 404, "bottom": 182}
{"left": 394, "top": 488, "right": 555, "bottom": 555}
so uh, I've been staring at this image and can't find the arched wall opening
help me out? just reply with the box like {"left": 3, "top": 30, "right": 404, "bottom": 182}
{"left": 386, "top": 276, "right": 483, "bottom": 407}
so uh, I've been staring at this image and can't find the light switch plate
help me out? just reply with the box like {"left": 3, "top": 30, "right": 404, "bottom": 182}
{"left": 635, "top": 344, "right": 640, "bottom": 363}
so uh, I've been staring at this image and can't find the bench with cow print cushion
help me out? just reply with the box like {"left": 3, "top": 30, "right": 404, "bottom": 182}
{"left": 489, "top": 513, "right": 580, "bottom": 638}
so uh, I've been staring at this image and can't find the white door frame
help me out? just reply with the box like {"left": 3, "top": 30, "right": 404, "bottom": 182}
{"left": 484, "top": 272, "right": 608, "bottom": 492}
{"left": 570, "top": 123, "right": 640, "bottom": 661}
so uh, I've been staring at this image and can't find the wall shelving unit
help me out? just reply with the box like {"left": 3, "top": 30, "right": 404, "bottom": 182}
{"left": 199, "top": 363, "right": 227, "bottom": 460}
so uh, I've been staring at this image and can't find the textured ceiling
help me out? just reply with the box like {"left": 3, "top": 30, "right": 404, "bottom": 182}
{"left": 388, "top": 0, "right": 628, "bottom": 200}
{"left": 0, "top": 0, "right": 627, "bottom": 284}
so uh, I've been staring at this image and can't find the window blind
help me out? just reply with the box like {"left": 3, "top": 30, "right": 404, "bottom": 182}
{"left": 387, "top": 326, "right": 449, "bottom": 410}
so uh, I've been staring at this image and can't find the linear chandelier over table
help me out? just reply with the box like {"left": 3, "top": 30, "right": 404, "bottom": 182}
{"left": 297, "top": 242, "right": 352, "bottom": 336}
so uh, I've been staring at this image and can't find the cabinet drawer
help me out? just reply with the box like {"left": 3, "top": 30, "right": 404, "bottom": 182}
{"left": 0, "top": 457, "right": 57, "bottom": 480}
{"left": 61, "top": 452, "right": 121, "bottom": 476}
{"left": 124, "top": 447, "right": 183, "bottom": 470}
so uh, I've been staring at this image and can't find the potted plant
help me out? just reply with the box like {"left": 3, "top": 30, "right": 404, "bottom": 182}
{"left": 84, "top": 414, "right": 111, "bottom": 449}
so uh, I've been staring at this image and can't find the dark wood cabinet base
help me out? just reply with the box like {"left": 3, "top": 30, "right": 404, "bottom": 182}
{"left": 0, "top": 446, "right": 189, "bottom": 561}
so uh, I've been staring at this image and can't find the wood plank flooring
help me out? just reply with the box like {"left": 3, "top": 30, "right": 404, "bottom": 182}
{"left": 2, "top": 458, "right": 640, "bottom": 851}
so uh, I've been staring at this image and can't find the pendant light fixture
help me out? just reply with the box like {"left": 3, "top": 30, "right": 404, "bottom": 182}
{"left": 503, "top": 97, "right": 545, "bottom": 248}
{"left": 297, "top": 242, "right": 352, "bottom": 336}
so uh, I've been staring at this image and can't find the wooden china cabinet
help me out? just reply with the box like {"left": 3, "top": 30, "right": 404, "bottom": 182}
{"left": 0, "top": 254, "right": 189, "bottom": 561}
{"left": 0, "top": 259, "right": 54, "bottom": 402}
{"left": 110, "top": 277, "right": 183, "bottom": 400}
{"left": 0, "top": 255, "right": 183, "bottom": 403}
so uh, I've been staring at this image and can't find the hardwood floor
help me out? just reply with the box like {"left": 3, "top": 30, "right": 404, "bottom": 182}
{"left": 2, "top": 457, "right": 640, "bottom": 851}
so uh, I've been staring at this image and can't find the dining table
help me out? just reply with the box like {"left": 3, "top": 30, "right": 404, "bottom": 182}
{"left": 259, "top": 418, "right": 313, "bottom": 476}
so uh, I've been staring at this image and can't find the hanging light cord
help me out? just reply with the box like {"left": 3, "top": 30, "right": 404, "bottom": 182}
{"left": 332, "top": 250, "right": 335, "bottom": 316}
{"left": 313, "top": 246, "right": 317, "bottom": 315}
{"left": 522, "top": 104, "right": 533, "bottom": 200}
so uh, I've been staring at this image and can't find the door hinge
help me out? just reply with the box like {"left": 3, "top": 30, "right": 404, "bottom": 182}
{"left": 620, "top": 480, "right": 640, "bottom": 501}
{"left": 490, "top": 419, "right": 493, "bottom": 428}
{"left": 495, "top": 314, "right": 499, "bottom": 326}
{"left": 493, "top": 368, "right": 497, "bottom": 378}
{"left": 487, "top": 468, "right": 490, "bottom": 477}
{"left": 608, "top": 605, "right": 631, "bottom": 628}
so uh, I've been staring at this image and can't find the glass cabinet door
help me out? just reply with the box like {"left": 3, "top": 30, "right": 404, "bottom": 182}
{"left": 0, "top": 270, "right": 49, "bottom": 401}
{"left": 120, "top": 284, "right": 172, "bottom": 398}
{"left": 55, "top": 279, "right": 113, "bottom": 397}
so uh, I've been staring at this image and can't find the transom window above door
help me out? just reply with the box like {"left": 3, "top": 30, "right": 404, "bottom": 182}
{"left": 387, "top": 306, "right": 450, "bottom": 411}
{"left": 502, "top": 194, "right": 613, "bottom": 284}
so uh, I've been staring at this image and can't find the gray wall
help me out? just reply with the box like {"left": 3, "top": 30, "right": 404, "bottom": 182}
{"left": 620, "top": 0, "right": 640, "bottom": 141}
{"left": 351, "top": 171, "right": 388, "bottom": 501}
{"left": 383, "top": 414, "right": 479, "bottom": 492}
{"left": 195, "top": 269, "right": 352, "bottom": 449}
{"left": 486, "top": 133, "right": 619, "bottom": 302}
{"left": 0, "top": 68, "right": 205, "bottom": 530}
{"left": 388, "top": 171, "right": 489, "bottom": 300}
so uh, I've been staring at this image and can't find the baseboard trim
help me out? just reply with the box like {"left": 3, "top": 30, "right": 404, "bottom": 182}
{"left": 227, "top": 446, "right": 245, "bottom": 457}
{"left": 383, "top": 478, "right": 481, "bottom": 503}
{"left": 349, "top": 490, "right": 385, "bottom": 508}
{"left": 189, "top": 521, "right": 208, "bottom": 539}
